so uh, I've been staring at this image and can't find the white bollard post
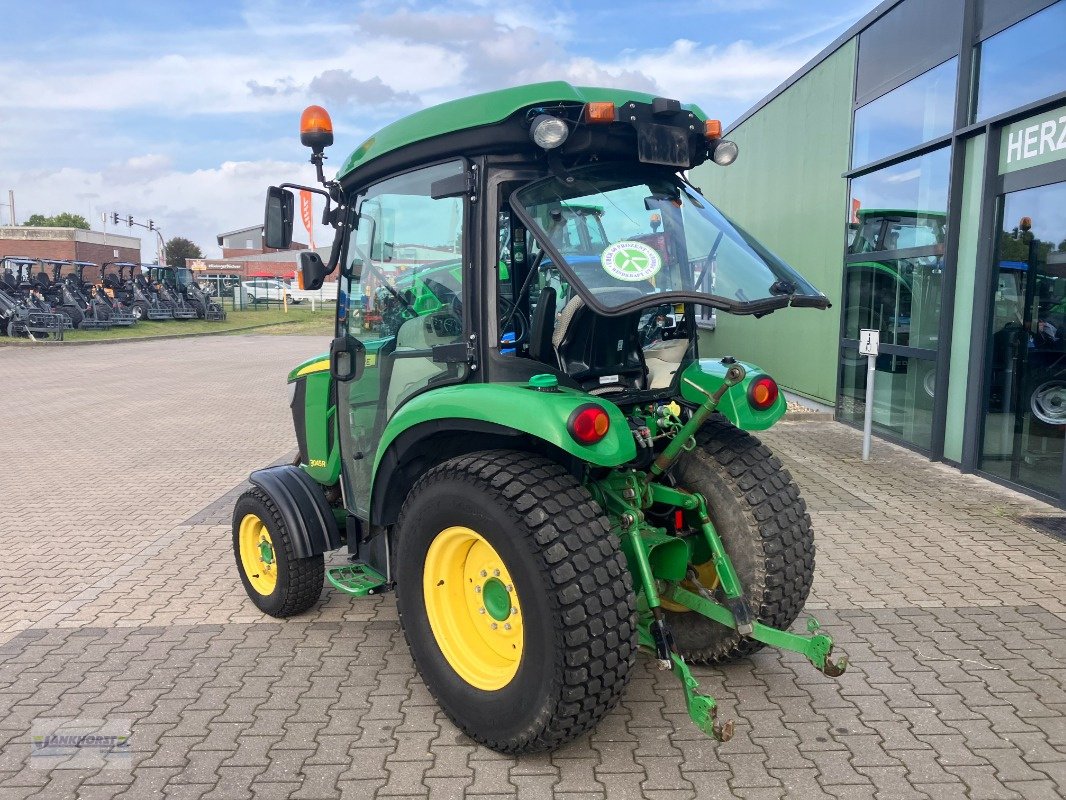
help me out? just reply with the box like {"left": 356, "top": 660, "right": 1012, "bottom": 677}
{"left": 859, "top": 329, "right": 880, "bottom": 462}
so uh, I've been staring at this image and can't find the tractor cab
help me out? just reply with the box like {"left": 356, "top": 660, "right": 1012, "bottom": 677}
{"left": 236, "top": 83, "right": 844, "bottom": 753}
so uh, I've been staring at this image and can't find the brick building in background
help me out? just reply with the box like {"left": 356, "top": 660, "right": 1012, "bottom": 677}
{"left": 0, "top": 226, "right": 141, "bottom": 265}
{"left": 197, "top": 224, "right": 334, "bottom": 282}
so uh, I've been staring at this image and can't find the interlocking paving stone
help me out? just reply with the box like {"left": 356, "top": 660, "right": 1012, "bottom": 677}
{"left": 2, "top": 337, "right": 1066, "bottom": 798}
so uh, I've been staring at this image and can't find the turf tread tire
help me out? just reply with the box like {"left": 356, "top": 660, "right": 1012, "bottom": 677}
{"left": 395, "top": 450, "right": 637, "bottom": 754}
{"left": 232, "top": 487, "right": 324, "bottom": 618}
{"left": 666, "top": 417, "right": 814, "bottom": 664}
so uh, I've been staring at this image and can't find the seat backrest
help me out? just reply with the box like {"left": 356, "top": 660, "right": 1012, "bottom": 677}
{"left": 553, "top": 294, "right": 647, "bottom": 392}
{"left": 528, "top": 286, "right": 557, "bottom": 365}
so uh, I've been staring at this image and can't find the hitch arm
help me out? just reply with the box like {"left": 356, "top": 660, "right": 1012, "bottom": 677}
{"left": 662, "top": 585, "right": 848, "bottom": 676}
{"left": 637, "top": 619, "right": 734, "bottom": 741}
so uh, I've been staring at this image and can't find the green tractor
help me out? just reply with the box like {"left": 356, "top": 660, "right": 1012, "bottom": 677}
{"left": 233, "top": 83, "right": 845, "bottom": 753}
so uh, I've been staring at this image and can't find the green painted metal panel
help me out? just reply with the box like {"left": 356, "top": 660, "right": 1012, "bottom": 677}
{"left": 680, "top": 359, "right": 786, "bottom": 430}
{"left": 338, "top": 82, "right": 706, "bottom": 181}
{"left": 295, "top": 369, "right": 340, "bottom": 485}
{"left": 999, "top": 103, "right": 1066, "bottom": 175}
{"left": 689, "top": 40, "right": 856, "bottom": 404}
{"left": 944, "top": 133, "right": 986, "bottom": 463}
{"left": 372, "top": 382, "right": 638, "bottom": 476}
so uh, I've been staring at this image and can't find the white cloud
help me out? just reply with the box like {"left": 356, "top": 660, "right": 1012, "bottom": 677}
{"left": 1, "top": 0, "right": 873, "bottom": 265}
{"left": 7, "top": 158, "right": 334, "bottom": 260}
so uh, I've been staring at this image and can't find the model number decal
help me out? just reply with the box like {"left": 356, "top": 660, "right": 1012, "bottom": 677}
{"left": 309, "top": 459, "right": 327, "bottom": 468}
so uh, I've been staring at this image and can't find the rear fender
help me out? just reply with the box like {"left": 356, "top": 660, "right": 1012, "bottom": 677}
{"left": 680, "top": 359, "right": 786, "bottom": 430}
{"left": 370, "top": 383, "right": 637, "bottom": 525}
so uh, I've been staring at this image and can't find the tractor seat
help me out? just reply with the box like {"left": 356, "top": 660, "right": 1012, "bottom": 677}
{"left": 36, "top": 272, "right": 51, "bottom": 288}
{"left": 552, "top": 291, "right": 648, "bottom": 394}
{"left": 1, "top": 270, "right": 16, "bottom": 292}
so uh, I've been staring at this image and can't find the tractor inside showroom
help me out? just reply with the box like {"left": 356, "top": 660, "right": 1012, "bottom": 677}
{"left": 233, "top": 83, "right": 846, "bottom": 753}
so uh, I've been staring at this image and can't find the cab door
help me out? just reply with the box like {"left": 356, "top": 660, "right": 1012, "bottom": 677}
{"left": 335, "top": 159, "right": 471, "bottom": 519}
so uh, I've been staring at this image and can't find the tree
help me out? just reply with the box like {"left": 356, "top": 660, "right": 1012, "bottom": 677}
{"left": 23, "top": 212, "right": 90, "bottom": 229}
{"left": 164, "top": 237, "right": 204, "bottom": 268}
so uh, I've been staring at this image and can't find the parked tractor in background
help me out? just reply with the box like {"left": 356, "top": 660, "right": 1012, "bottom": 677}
{"left": 233, "top": 83, "right": 844, "bottom": 754}
{"left": 0, "top": 257, "right": 68, "bottom": 339}
{"left": 166, "top": 266, "right": 226, "bottom": 320}
{"left": 147, "top": 266, "right": 198, "bottom": 319}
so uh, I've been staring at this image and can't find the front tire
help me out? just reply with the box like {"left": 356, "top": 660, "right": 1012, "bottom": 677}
{"left": 665, "top": 417, "right": 814, "bottom": 664}
{"left": 232, "top": 487, "right": 324, "bottom": 617}
{"left": 395, "top": 450, "right": 637, "bottom": 754}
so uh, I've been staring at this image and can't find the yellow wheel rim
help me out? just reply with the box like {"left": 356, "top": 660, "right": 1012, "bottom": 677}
{"left": 660, "top": 559, "right": 720, "bottom": 613}
{"left": 238, "top": 513, "right": 278, "bottom": 596}
{"left": 423, "top": 526, "right": 524, "bottom": 691}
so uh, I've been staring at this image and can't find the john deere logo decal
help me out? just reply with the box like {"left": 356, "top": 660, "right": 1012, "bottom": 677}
{"left": 601, "top": 241, "right": 662, "bottom": 281}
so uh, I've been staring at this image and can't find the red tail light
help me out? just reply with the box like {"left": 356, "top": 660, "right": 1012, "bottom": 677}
{"left": 568, "top": 405, "right": 610, "bottom": 445}
{"left": 748, "top": 376, "right": 779, "bottom": 411}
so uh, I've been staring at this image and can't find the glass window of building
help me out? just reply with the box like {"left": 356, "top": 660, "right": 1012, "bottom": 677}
{"left": 980, "top": 181, "right": 1066, "bottom": 497}
{"left": 838, "top": 349, "right": 937, "bottom": 451}
{"left": 848, "top": 148, "right": 952, "bottom": 222}
{"left": 855, "top": 0, "right": 963, "bottom": 105}
{"left": 838, "top": 147, "right": 951, "bottom": 451}
{"left": 973, "top": 1, "right": 1066, "bottom": 122}
{"left": 852, "top": 58, "right": 957, "bottom": 168}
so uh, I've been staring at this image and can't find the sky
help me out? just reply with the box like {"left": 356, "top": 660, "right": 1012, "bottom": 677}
{"left": 0, "top": 0, "right": 881, "bottom": 259}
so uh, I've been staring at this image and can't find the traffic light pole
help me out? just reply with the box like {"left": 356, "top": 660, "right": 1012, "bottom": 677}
{"left": 109, "top": 212, "right": 166, "bottom": 266}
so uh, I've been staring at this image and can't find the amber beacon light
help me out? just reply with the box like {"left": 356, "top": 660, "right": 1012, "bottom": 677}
{"left": 300, "top": 105, "right": 334, "bottom": 151}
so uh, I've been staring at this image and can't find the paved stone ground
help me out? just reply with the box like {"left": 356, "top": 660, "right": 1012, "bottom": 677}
{"left": 1, "top": 336, "right": 1064, "bottom": 799}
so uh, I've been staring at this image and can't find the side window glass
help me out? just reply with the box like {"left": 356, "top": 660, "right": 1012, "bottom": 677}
{"left": 346, "top": 161, "right": 465, "bottom": 342}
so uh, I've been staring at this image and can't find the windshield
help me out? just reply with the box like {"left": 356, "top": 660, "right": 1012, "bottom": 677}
{"left": 512, "top": 164, "right": 827, "bottom": 316}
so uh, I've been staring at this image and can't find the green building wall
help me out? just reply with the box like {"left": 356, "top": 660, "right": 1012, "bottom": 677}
{"left": 691, "top": 40, "right": 856, "bottom": 404}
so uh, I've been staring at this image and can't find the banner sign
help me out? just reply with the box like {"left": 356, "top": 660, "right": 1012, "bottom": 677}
{"left": 299, "top": 190, "right": 316, "bottom": 250}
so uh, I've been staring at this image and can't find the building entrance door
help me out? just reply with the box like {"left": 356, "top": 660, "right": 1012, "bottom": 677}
{"left": 980, "top": 180, "right": 1066, "bottom": 498}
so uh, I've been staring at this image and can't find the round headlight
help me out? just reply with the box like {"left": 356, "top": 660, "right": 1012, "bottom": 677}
{"left": 712, "top": 140, "right": 739, "bottom": 166}
{"left": 530, "top": 114, "right": 569, "bottom": 150}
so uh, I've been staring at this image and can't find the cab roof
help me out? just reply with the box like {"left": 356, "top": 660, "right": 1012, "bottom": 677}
{"left": 336, "top": 81, "right": 707, "bottom": 184}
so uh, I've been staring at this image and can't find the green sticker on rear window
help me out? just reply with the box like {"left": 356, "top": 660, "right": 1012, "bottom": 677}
{"left": 601, "top": 241, "right": 662, "bottom": 282}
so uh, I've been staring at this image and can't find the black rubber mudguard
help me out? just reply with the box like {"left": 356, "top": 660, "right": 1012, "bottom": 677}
{"left": 249, "top": 465, "right": 342, "bottom": 559}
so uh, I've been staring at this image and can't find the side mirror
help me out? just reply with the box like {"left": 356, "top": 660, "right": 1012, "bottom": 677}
{"left": 330, "top": 334, "right": 366, "bottom": 382}
{"left": 264, "top": 187, "right": 294, "bottom": 250}
{"left": 298, "top": 251, "right": 327, "bottom": 291}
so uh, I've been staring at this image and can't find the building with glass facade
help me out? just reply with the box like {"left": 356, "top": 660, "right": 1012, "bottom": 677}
{"left": 692, "top": 0, "right": 1066, "bottom": 504}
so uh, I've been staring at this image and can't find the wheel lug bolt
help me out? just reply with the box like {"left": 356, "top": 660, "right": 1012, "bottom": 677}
{"left": 511, "top": 607, "right": 518, "bottom": 615}
{"left": 493, "top": 569, "right": 500, "bottom": 577}
{"left": 507, "top": 584, "right": 513, "bottom": 593}
{"left": 480, "top": 570, "right": 487, "bottom": 577}
{"left": 504, "top": 623, "right": 511, "bottom": 630}
{"left": 479, "top": 607, "right": 486, "bottom": 614}
{"left": 491, "top": 623, "right": 498, "bottom": 630}
{"left": 474, "top": 586, "right": 481, "bottom": 593}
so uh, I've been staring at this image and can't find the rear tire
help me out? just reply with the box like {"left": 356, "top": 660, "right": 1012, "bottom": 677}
{"left": 395, "top": 450, "right": 637, "bottom": 754}
{"left": 232, "top": 487, "right": 324, "bottom": 617}
{"left": 665, "top": 417, "right": 814, "bottom": 664}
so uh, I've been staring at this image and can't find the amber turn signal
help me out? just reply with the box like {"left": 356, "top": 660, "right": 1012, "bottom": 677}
{"left": 585, "top": 102, "right": 617, "bottom": 124}
{"left": 300, "top": 105, "right": 334, "bottom": 150}
{"left": 704, "top": 119, "right": 722, "bottom": 139}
